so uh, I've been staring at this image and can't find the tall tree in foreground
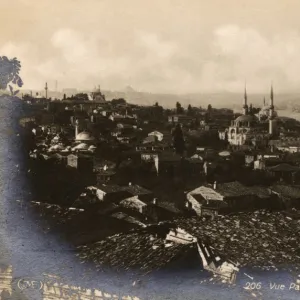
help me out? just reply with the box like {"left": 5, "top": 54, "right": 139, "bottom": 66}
{"left": 0, "top": 56, "right": 23, "bottom": 96}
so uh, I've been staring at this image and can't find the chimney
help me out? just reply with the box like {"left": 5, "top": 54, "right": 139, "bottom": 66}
{"left": 213, "top": 181, "right": 217, "bottom": 190}
{"left": 153, "top": 198, "right": 158, "bottom": 205}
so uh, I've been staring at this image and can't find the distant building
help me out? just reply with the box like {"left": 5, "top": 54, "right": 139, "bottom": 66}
{"left": 254, "top": 159, "right": 266, "bottom": 170}
{"left": 267, "top": 163, "right": 300, "bottom": 183}
{"left": 91, "top": 86, "right": 106, "bottom": 103}
{"left": 168, "top": 114, "right": 194, "bottom": 125}
{"left": 67, "top": 154, "right": 94, "bottom": 173}
{"left": 96, "top": 169, "right": 116, "bottom": 183}
{"left": 186, "top": 182, "right": 272, "bottom": 216}
{"left": 270, "top": 138, "right": 300, "bottom": 153}
{"left": 148, "top": 131, "right": 164, "bottom": 141}
{"left": 219, "top": 86, "right": 276, "bottom": 146}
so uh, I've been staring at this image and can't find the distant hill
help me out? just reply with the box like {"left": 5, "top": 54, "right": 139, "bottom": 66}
{"left": 18, "top": 87, "right": 300, "bottom": 116}
{"left": 103, "top": 89, "right": 300, "bottom": 111}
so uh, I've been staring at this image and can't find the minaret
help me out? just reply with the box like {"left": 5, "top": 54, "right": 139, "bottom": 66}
{"left": 45, "top": 82, "right": 48, "bottom": 99}
{"left": 269, "top": 84, "right": 275, "bottom": 135}
{"left": 75, "top": 119, "right": 79, "bottom": 139}
{"left": 263, "top": 97, "right": 266, "bottom": 106}
{"left": 243, "top": 84, "right": 248, "bottom": 115}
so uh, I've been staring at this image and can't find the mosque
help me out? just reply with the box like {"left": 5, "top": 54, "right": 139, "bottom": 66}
{"left": 74, "top": 119, "right": 95, "bottom": 144}
{"left": 219, "top": 86, "right": 277, "bottom": 146}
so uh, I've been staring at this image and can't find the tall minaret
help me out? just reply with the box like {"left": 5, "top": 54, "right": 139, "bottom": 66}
{"left": 45, "top": 82, "right": 48, "bottom": 99}
{"left": 243, "top": 84, "right": 248, "bottom": 115}
{"left": 75, "top": 119, "right": 79, "bottom": 139}
{"left": 269, "top": 84, "right": 275, "bottom": 135}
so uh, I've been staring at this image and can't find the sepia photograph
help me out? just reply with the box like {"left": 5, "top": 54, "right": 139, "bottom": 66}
{"left": 1, "top": 0, "right": 300, "bottom": 299}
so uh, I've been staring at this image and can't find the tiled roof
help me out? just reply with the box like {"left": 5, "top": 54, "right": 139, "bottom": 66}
{"left": 119, "top": 197, "right": 147, "bottom": 210}
{"left": 97, "top": 184, "right": 128, "bottom": 193}
{"left": 191, "top": 194, "right": 228, "bottom": 208}
{"left": 16, "top": 201, "right": 83, "bottom": 227}
{"left": 270, "top": 185, "right": 300, "bottom": 199}
{"left": 268, "top": 163, "right": 300, "bottom": 172}
{"left": 156, "top": 202, "right": 183, "bottom": 214}
{"left": 213, "top": 182, "right": 260, "bottom": 198}
{"left": 96, "top": 170, "right": 116, "bottom": 176}
{"left": 77, "top": 231, "right": 193, "bottom": 273}
{"left": 174, "top": 211, "right": 300, "bottom": 268}
{"left": 143, "top": 136, "right": 156, "bottom": 144}
{"left": 126, "top": 185, "right": 152, "bottom": 196}
{"left": 110, "top": 212, "right": 146, "bottom": 227}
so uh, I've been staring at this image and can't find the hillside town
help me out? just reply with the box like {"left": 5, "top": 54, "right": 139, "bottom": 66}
{"left": 17, "top": 83, "right": 300, "bottom": 286}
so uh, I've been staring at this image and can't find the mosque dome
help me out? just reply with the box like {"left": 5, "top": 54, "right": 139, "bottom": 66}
{"left": 258, "top": 106, "right": 278, "bottom": 118}
{"left": 72, "top": 143, "right": 89, "bottom": 151}
{"left": 219, "top": 150, "right": 231, "bottom": 157}
{"left": 48, "top": 144, "right": 64, "bottom": 152}
{"left": 75, "top": 131, "right": 95, "bottom": 141}
{"left": 260, "top": 105, "right": 270, "bottom": 112}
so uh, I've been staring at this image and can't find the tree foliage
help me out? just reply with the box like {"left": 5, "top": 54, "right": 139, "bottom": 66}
{"left": 172, "top": 124, "right": 185, "bottom": 155}
{"left": 111, "top": 98, "right": 127, "bottom": 106}
{"left": 187, "top": 104, "right": 194, "bottom": 116}
{"left": 176, "top": 102, "right": 184, "bottom": 114}
{"left": 72, "top": 93, "right": 89, "bottom": 101}
{"left": 0, "top": 56, "right": 23, "bottom": 95}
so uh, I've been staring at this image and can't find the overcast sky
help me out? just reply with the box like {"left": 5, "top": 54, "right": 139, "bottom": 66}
{"left": 2, "top": 0, "right": 300, "bottom": 93}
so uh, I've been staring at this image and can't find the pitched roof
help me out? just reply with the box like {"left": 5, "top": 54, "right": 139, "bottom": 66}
{"left": 143, "top": 136, "right": 157, "bottom": 144}
{"left": 156, "top": 201, "right": 183, "bottom": 214}
{"left": 191, "top": 194, "right": 228, "bottom": 208}
{"left": 110, "top": 212, "right": 146, "bottom": 226}
{"left": 214, "top": 182, "right": 254, "bottom": 197}
{"left": 119, "top": 197, "right": 147, "bottom": 209}
{"left": 174, "top": 211, "right": 300, "bottom": 268}
{"left": 77, "top": 231, "right": 192, "bottom": 273}
{"left": 96, "top": 184, "right": 152, "bottom": 196}
{"left": 126, "top": 185, "right": 152, "bottom": 196}
{"left": 268, "top": 163, "right": 300, "bottom": 172}
{"left": 193, "top": 182, "right": 270, "bottom": 199}
{"left": 96, "top": 184, "right": 128, "bottom": 193}
{"left": 270, "top": 185, "right": 300, "bottom": 199}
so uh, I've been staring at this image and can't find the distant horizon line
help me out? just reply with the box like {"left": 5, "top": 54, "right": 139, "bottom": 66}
{"left": 17, "top": 88, "right": 300, "bottom": 96}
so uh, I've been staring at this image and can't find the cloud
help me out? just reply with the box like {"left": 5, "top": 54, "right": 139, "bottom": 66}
{"left": 202, "top": 25, "right": 300, "bottom": 92}
{"left": 3, "top": 20, "right": 300, "bottom": 94}
{"left": 136, "top": 31, "right": 177, "bottom": 59}
{"left": 51, "top": 29, "right": 89, "bottom": 63}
